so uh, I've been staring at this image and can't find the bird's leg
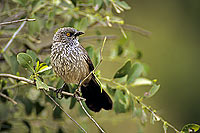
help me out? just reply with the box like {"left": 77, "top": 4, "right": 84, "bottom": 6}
{"left": 55, "top": 83, "right": 67, "bottom": 100}
{"left": 73, "top": 80, "right": 82, "bottom": 100}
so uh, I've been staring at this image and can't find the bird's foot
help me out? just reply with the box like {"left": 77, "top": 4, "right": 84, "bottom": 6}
{"left": 55, "top": 83, "right": 66, "bottom": 100}
{"left": 73, "top": 89, "right": 81, "bottom": 101}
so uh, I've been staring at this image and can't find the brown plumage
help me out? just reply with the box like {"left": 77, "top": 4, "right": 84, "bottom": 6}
{"left": 50, "top": 27, "right": 112, "bottom": 112}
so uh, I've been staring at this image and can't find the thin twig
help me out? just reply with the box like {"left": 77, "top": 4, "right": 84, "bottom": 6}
{"left": 0, "top": 73, "right": 85, "bottom": 101}
{"left": 2, "top": 21, "right": 26, "bottom": 53}
{"left": 76, "top": 37, "right": 107, "bottom": 133}
{"left": 42, "top": 89, "right": 87, "bottom": 133}
{"left": 0, "top": 92, "right": 17, "bottom": 105}
{"left": 78, "top": 100, "right": 105, "bottom": 133}
{"left": 0, "top": 18, "right": 36, "bottom": 26}
{"left": 77, "top": 36, "right": 107, "bottom": 89}
{"left": 1, "top": 19, "right": 35, "bottom": 53}
{"left": 100, "top": 77, "right": 180, "bottom": 133}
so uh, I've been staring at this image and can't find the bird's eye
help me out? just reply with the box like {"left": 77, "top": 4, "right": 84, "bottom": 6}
{"left": 66, "top": 32, "right": 71, "bottom": 37}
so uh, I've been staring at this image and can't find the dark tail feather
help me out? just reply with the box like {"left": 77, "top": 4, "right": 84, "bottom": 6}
{"left": 81, "top": 75, "right": 113, "bottom": 112}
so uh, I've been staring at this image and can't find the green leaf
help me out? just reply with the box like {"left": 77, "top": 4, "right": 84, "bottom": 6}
{"left": 141, "top": 109, "right": 147, "bottom": 124}
{"left": 163, "top": 122, "right": 168, "bottom": 133}
{"left": 10, "top": 54, "right": 19, "bottom": 74}
{"left": 17, "top": 53, "right": 34, "bottom": 73}
{"left": 93, "top": 49, "right": 100, "bottom": 67}
{"left": 94, "top": 0, "right": 103, "bottom": 11}
{"left": 53, "top": 106, "right": 62, "bottom": 119}
{"left": 131, "top": 78, "right": 152, "bottom": 87}
{"left": 17, "top": 97, "right": 33, "bottom": 115}
{"left": 12, "top": 0, "right": 27, "bottom": 6}
{"left": 85, "top": 46, "right": 94, "bottom": 59}
{"left": 28, "top": 16, "right": 41, "bottom": 35}
{"left": 35, "top": 102, "right": 45, "bottom": 115}
{"left": 114, "top": 60, "right": 131, "bottom": 79}
{"left": 114, "top": 90, "right": 126, "bottom": 114}
{"left": 145, "top": 83, "right": 160, "bottom": 98}
{"left": 115, "top": 1, "right": 131, "bottom": 10}
{"left": 69, "top": 97, "right": 77, "bottom": 109}
{"left": 127, "top": 62, "right": 144, "bottom": 84}
{"left": 74, "top": 17, "right": 88, "bottom": 31}
{"left": 106, "top": 84, "right": 116, "bottom": 96}
{"left": 26, "top": 49, "right": 38, "bottom": 63}
{"left": 37, "top": 66, "right": 52, "bottom": 74}
{"left": 181, "top": 124, "right": 200, "bottom": 133}
{"left": 36, "top": 78, "right": 49, "bottom": 91}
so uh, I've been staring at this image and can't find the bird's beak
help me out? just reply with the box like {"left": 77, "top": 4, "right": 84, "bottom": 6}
{"left": 75, "top": 31, "right": 84, "bottom": 36}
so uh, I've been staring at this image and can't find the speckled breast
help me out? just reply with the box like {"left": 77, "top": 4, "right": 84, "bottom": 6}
{"left": 50, "top": 42, "right": 90, "bottom": 84}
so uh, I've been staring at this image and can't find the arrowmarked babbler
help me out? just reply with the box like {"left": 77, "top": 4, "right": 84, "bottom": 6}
{"left": 50, "top": 27, "right": 113, "bottom": 112}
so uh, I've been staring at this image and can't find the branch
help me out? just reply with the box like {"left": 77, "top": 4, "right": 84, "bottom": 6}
{"left": 1, "top": 18, "right": 35, "bottom": 54}
{"left": 0, "top": 73, "right": 85, "bottom": 101}
{"left": 100, "top": 77, "right": 181, "bottom": 133}
{"left": 111, "top": 23, "right": 152, "bottom": 37}
{"left": 78, "top": 100, "right": 105, "bottom": 133}
{"left": 0, "top": 18, "right": 36, "bottom": 26}
{"left": 42, "top": 89, "right": 87, "bottom": 133}
{"left": 0, "top": 92, "right": 17, "bottom": 105}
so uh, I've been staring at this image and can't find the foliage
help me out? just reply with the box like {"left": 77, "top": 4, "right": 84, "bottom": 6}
{"left": 0, "top": 0, "right": 199, "bottom": 133}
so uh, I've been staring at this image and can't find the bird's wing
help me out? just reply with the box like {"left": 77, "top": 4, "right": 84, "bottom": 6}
{"left": 80, "top": 45, "right": 94, "bottom": 71}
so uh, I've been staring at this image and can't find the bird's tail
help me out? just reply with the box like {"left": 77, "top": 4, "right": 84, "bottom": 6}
{"left": 81, "top": 74, "right": 113, "bottom": 112}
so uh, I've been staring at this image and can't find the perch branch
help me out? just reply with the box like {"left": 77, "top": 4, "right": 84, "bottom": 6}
{"left": 0, "top": 92, "right": 17, "bottom": 105}
{"left": 42, "top": 89, "right": 87, "bottom": 133}
{"left": 0, "top": 73, "right": 85, "bottom": 101}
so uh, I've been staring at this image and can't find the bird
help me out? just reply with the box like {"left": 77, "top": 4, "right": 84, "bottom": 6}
{"left": 50, "top": 27, "right": 113, "bottom": 112}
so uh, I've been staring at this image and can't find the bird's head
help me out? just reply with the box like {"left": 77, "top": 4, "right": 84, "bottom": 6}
{"left": 53, "top": 27, "right": 84, "bottom": 43}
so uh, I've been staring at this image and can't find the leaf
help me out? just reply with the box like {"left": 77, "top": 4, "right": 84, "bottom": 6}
{"left": 85, "top": 46, "right": 94, "bottom": 59}
{"left": 22, "top": 120, "right": 31, "bottom": 133}
{"left": 17, "top": 53, "right": 34, "bottom": 73}
{"left": 114, "top": 90, "right": 126, "bottom": 114}
{"left": 75, "top": 17, "right": 88, "bottom": 31}
{"left": 12, "top": 0, "right": 27, "bottom": 6}
{"left": 115, "top": 1, "right": 131, "bottom": 10}
{"left": 145, "top": 83, "right": 160, "bottom": 98}
{"left": 127, "top": 62, "right": 143, "bottom": 84}
{"left": 181, "top": 124, "right": 200, "bottom": 133}
{"left": 53, "top": 106, "right": 62, "bottom": 119}
{"left": 106, "top": 84, "right": 116, "bottom": 96}
{"left": 26, "top": 49, "right": 38, "bottom": 63}
{"left": 35, "top": 102, "right": 45, "bottom": 115}
{"left": 141, "top": 109, "right": 147, "bottom": 124}
{"left": 94, "top": 0, "right": 103, "bottom": 11}
{"left": 131, "top": 78, "right": 152, "bottom": 86}
{"left": 93, "top": 49, "right": 100, "bottom": 67}
{"left": 28, "top": 16, "right": 41, "bottom": 35}
{"left": 0, "top": 121, "right": 12, "bottom": 131}
{"left": 36, "top": 78, "right": 49, "bottom": 91}
{"left": 114, "top": 60, "right": 131, "bottom": 78}
{"left": 163, "top": 122, "right": 168, "bottom": 133}
{"left": 37, "top": 66, "right": 52, "bottom": 74}
{"left": 10, "top": 54, "right": 19, "bottom": 74}
{"left": 17, "top": 97, "right": 33, "bottom": 115}
{"left": 69, "top": 97, "right": 77, "bottom": 109}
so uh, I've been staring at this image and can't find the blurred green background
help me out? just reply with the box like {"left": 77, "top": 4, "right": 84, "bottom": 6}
{"left": 100, "top": 0, "right": 200, "bottom": 132}
{"left": 121, "top": 0, "right": 200, "bottom": 132}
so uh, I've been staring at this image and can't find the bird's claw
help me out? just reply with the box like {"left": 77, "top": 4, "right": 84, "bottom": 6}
{"left": 55, "top": 88, "right": 64, "bottom": 100}
{"left": 73, "top": 89, "right": 81, "bottom": 100}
